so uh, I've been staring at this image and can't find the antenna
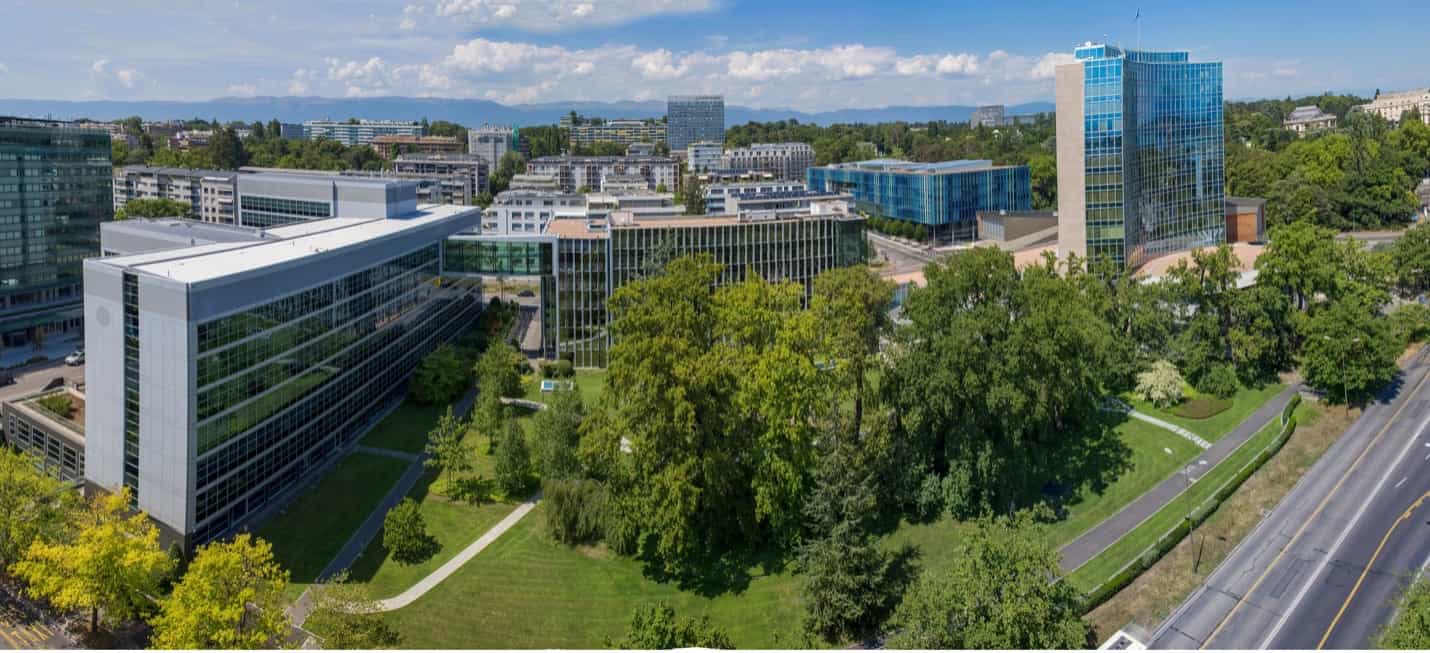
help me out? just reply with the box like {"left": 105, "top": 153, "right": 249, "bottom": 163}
{"left": 1135, "top": 8, "right": 1142, "bottom": 51}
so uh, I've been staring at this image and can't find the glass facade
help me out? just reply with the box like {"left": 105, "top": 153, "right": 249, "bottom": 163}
{"left": 667, "top": 95, "right": 725, "bottom": 151}
{"left": 806, "top": 161, "right": 1030, "bottom": 242}
{"left": 189, "top": 244, "right": 481, "bottom": 543}
{"left": 238, "top": 194, "right": 332, "bottom": 228}
{"left": 122, "top": 272, "right": 140, "bottom": 502}
{"left": 1076, "top": 45, "right": 1224, "bottom": 268}
{"left": 0, "top": 118, "right": 112, "bottom": 346}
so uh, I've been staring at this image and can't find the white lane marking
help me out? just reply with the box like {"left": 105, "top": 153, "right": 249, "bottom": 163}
{"left": 1259, "top": 404, "right": 1430, "bottom": 649}
{"left": 1396, "top": 477, "right": 1408, "bottom": 488}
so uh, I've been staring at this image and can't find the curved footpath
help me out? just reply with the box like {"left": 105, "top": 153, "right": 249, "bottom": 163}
{"left": 1060, "top": 385, "right": 1300, "bottom": 572}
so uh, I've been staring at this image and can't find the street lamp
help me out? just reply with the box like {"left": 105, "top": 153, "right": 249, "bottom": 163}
{"left": 1323, "top": 335, "right": 1362, "bottom": 415}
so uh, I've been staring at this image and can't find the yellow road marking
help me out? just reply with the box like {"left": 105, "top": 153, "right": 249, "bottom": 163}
{"left": 0, "top": 628, "right": 21, "bottom": 649}
{"left": 1200, "top": 368, "right": 1430, "bottom": 649}
{"left": 1318, "top": 491, "right": 1430, "bottom": 647}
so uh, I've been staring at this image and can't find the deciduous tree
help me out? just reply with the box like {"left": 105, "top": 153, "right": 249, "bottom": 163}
{"left": 1135, "top": 360, "right": 1185, "bottom": 408}
{"left": 0, "top": 448, "right": 81, "bottom": 566}
{"left": 382, "top": 498, "right": 435, "bottom": 564}
{"left": 150, "top": 534, "right": 290, "bottom": 649}
{"left": 608, "top": 602, "right": 733, "bottom": 649}
{"left": 494, "top": 418, "right": 532, "bottom": 497}
{"left": 304, "top": 572, "right": 402, "bottom": 650}
{"left": 1299, "top": 297, "right": 1400, "bottom": 405}
{"left": 423, "top": 407, "right": 472, "bottom": 490}
{"left": 530, "top": 390, "right": 585, "bottom": 480}
{"left": 410, "top": 343, "right": 467, "bottom": 405}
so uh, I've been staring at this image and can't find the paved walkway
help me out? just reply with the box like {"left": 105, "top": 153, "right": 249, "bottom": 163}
{"left": 1101, "top": 397, "right": 1212, "bottom": 449}
{"left": 354, "top": 445, "right": 421, "bottom": 462}
{"left": 364, "top": 491, "right": 542, "bottom": 613}
{"left": 1059, "top": 385, "right": 1300, "bottom": 573}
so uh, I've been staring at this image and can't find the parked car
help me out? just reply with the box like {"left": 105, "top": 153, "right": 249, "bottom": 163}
{"left": 64, "top": 349, "right": 84, "bottom": 366}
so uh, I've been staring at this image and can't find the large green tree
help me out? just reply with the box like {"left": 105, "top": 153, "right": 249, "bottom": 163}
{"left": 410, "top": 343, "right": 468, "bottom": 405}
{"left": 304, "top": 572, "right": 403, "bottom": 649}
{"left": 608, "top": 602, "right": 733, "bottom": 649}
{"left": 811, "top": 266, "right": 894, "bottom": 434}
{"left": 884, "top": 511, "right": 1090, "bottom": 649}
{"left": 0, "top": 448, "right": 81, "bottom": 566}
{"left": 115, "top": 197, "right": 193, "bottom": 220}
{"left": 150, "top": 534, "right": 290, "bottom": 649}
{"left": 1298, "top": 297, "right": 1400, "bottom": 405}
{"left": 530, "top": 390, "right": 585, "bottom": 480}
{"left": 1392, "top": 222, "right": 1430, "bottom": 298}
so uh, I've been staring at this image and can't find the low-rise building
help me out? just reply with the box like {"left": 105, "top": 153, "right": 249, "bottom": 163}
{"left": 392, "top": 153, "right": 490, "bottom": 194}
{"left": 169, "top": 130, "right": 213, "bottom": 150}
{"left": 113, "top": 165, "right": 238, "bottom": 222}
{"left": 481, "top": 189, "right": 585, "bottom": 235}
{"left": 723, "top": 190, "right": 851, "bottom": 219}
{"left": 84, "top": 202, "right": 481, "bottom": 545}
{"left": 3, "top": 385, "right": 87, "bottom": 482}
{"left": 720, "top": 142, "right": 814, "bottom": 180}
{"left": 1283, "top": 106, "right": 1337, "bottom": 135}
{"left": 703, "top": 180, "right": 806, "bottom": 214}
{"left": 686, "top": 141, "right": 722, "bottom": 174}
{"left": 370, "top": 135, "right": 463, "bottom": 160}
{"left": 236, "top": 171, "right": 417, "bottom": 227}
{"left": 302, "top": 119, "right": 424, "bottom": 146}
{"left": 971, "top": 105, "right": 1006, "bottom": 128}
{"left": 975, "top": 210, "right": 1058, "bottom": 248}
{"left": 1356, "top": 89, "right": 1430, "bottom": 125}
{"left": 585, "top": 191, "right": 684, "bottom": 221}
{"left": 1225, "top": 197, "right": 1267, "bottom": 243}
{"left": 509, "top": 174, "right": 560, "bottom": 191}
{"left": 526, "top": 155, "right": 679, "bottom": 193}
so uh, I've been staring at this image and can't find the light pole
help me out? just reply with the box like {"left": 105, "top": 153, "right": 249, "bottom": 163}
{"left": 1323, "top": 335, "right": 1362, "bottom": 415}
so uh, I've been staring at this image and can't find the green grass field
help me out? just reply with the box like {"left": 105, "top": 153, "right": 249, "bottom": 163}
{"left": 521, "top": 369, "right": 607, "bottom": 406}
{"left": 1065, "top": 404, "right": 1305, "bottom": 590}
{"left": 344, "top": 467, "right": 517, "bottom": 600}
{"left": 360, "top": 400, "right": 451, "bottom": 453}
{"left": 255, "top": 452, "right": 410, "bottom": 597}
{"left": 378, "top": 412, "right": 1201, "bottom": 648}
{"left": 1127, "top": 382, "right": 1286, "bottom": 442}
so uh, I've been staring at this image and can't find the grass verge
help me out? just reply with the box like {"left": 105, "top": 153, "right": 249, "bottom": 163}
{"left": 1083, "top": 401, "right": 1352, "bottom": 641}
{"left": 1128, "top": 382, "right": 1285, "bottom": 442}
{"left": 360, "top": 400, "right": 451, "bottom": 454}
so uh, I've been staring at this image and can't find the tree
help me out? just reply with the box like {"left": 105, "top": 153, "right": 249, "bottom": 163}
{"left": 1028, "top": 152, "right": 1057, "bottom": 209}
{"left": 1228, "top": 284, "right": 1297, "bottom": 384}
{"left": 541, "top": 478, "right": 608, "bottom": 544}
{"left": 474, "top": 341, "right": 523, "bottom": 400}
{"left": 681, "top": 173, "right": 705, "bottom": 215}
{"left": 0, "top": 449, "right": 82, "bottom": 567}
{"left": 382, "top": 498, "right": 435, "bottom": 564}
{"left": 207, "top": 126, "right": 247, "bottom": 170}
{"left": 608, "top": 602, "right": 733, "bottom": 649}
{"left": 494, "top": 418, "right": 532, "bottom": 497}
{"left": 530, "top": 389, "right": 585, "bottom": 480}
{"left": 1135, "top": 360, "right": 1185, "bottom": 408}
{"left": 1380, "top": 576, "right": 1430, "bottom": 648}
{"left": 811, "top": 266, "right": 894, "bottom": 434}
{"left": 115, "top": 197, "right": 192, "bottom": 220}
{"left": 422, "top": 407, "right": 472, "bottom": 490}
{"left": 1299, "top": 297, "right": 1400, "bottom": 405}
{"left": 150, "top": 534, "right": 290, "bottom": 650}
{"left": 1392, "top": 222, "right": 1430, "bottom": 298}
{"left": 490, "top": 150, "right": 526, "bottom": 195}
{"left": 885, "top": 511, "right": 1089, "bottom": 649}
{"left": 797, "top": 443, "right": 907, "bottom": 642}
{"left": 304, "top": 572, "right": 402, "bottom": 650}
{"left": 410, "top": 343, "right": 468, "bottom": 405}
{"left": 10, "top": 488, "right": 172, "bottom": 634}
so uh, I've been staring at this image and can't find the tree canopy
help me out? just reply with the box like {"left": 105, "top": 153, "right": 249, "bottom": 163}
{"left": 150, "top": 533, "right": 291, "bottom": 650}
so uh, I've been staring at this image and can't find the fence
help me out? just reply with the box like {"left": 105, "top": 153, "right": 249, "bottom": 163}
{"left": 1079, "top": 394, "right": 1302, "bottom": 609}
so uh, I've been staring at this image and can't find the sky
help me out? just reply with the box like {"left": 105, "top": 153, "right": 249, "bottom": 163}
{"left": 3, "top": 0, "right": 1427, "bottom": 111}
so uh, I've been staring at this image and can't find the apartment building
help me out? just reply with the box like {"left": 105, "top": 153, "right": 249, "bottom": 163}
{"left": 1356, "top": 89, "right": 1430, "bottom": 125}
{"left": 720, "top": 142, "right": 815, "bottom": 180}
{"left": 526, "top": 155, "right": 679, "bottom": 193}
{"left": 302, "top": 119, "right": 424, "bottom": 146}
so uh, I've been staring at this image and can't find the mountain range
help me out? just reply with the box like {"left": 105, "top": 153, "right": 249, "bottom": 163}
{"left": 0, "top": 96, "right": 1054, "bottom": 127}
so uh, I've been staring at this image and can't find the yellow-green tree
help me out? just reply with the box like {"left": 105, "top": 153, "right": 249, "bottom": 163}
{"left": 0, "top": 447, "right": 82, "bottom": 566}
{"left": 9, "top": 488, "right": 172, "bottom": 634}
{"left": 150, "top": 533, "right": 291, "bottom": 649}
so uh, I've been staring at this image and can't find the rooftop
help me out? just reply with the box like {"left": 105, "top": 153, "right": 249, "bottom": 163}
{"left": 118, "top": 164, "right": 236, "bottom": 179}
{"left": 1285, "top": 106, "right": 1333, "bottom": 122}
{"left": 530, "top": 155, "right": 678, "bottom": 164}
{"left": 103, "top": 218, "right": 275, "bottom": 246}
{"left": 818, "top": 159, "right": 1005, "bottom": 174}
{"left": 92, "top": 204, "right": 477, "bottom": 284}
{"left": 370, "top": 134, "right": 460, "bottom": 144}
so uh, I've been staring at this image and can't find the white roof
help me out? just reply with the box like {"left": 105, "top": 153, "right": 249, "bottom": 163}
{"left": 95, "top": 205, "right": 477, "bottom": 284}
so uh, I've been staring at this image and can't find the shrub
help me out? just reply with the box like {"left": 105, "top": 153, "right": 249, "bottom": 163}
{"left": 1197, "top": 363, "right": 1239, "bottom": 399}
{"left": 554, "top": 359, "right": 574, "bottom": 378}
{"left": 36, "top": 393, "right": 74, "bottom": 419}
{"left": 542, "top": 478, "right": 607, "bottom": 544}
{"left": 382, "top": 498, "right": 436, "bottom": 564}
{"left": 494, "top": 420, "right": 532, "bottom": 497}
{"left": 1135, "top": 360, "right": 1184, "bottom": 408}
{"left": 539, "top": 362, "right": 557, "bottom": 379}
{"left": 410, "top": 344, "right": 468, "bottom": 405}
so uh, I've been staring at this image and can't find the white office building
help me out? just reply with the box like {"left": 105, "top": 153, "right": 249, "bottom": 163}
{"left": 686, "top": 141, "right": 722, "bottom": 174}
{"left": 719, "top": 142, "right": 815, "bottom": 180}
{"left": 703, "top": 180, "right": 806, "bottom": 214}
{"left": 481, "top": 189, "right": 586, "bottom": 235}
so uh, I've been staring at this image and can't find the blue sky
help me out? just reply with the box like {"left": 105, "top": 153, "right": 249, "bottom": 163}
{"left": 2, "top": 0, "right": 1426, "bottom": 111}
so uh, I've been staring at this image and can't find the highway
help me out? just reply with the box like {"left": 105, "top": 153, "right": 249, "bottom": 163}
{"left": 1151, "top": 347, "right": 1430, "bottom": 649}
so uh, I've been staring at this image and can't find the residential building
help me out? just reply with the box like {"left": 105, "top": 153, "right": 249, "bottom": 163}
{"left": 720, "top": 142, "right": 815, "bottom": 180}
{"left": 77, "top": 121, "right": 137, "bottom": 148}
{"left": 698, "top": 169, "right": 777, "bottom": 185}
{"left": 509, "top": 174, "right": 559, "bottom": 191}
{"left": 584, "top": 191, "right": 684, "bottom": 221}
{"left": 83, "top": 203, "right": 481, "bottom": 545}
{"left": 469, "top": 125, "right": 516, "bottom": 168}
{"left": 563, "top": 116, "right": 666, "bottom": 149}
{"left": 1225, "top": 197, "right": 1267, "bottom": 243}
{"left": 722, "top": 190, "right": 851, "bottom": 218}
{"left": 667, "top": 95, "right": 725, "bottom": 150}
{"left": 443, "top": 200, "right": 866, "bottom": 367}
{"left": 301, "top": 119, "right": 424, "bottom": 146}
{"left": 806, "top": 159, "right": 1031, "bottom": 242}
{"left": 1055, "top": 43, "right": 1225, "bottom": 269}
{"left": 169, "top": 130, "right": 213, "bottom": 150}
{"left": 626, "top": 142, "right": 656, "bottom": 157}
{"left": 686, "top": 141, "right": 722, "bottom": 174}
{"left": 481, "top": 189, "right": 585, "bottom": 235}
{"left": 703, "top": 180, "right": 806, "bottom": 214}
{"left": 236, "top": 172, "right": 417, "bottom": 227}
{"left": 3, "top": 385, "right": 87, "bottom": 482}
{"left": 113, "top": 165, "right": 238, "bottom": 222}
{"left": 1283, "top": 106, "right": 1337, "bottom": 135}
{"left": 392, "top": 153, "right": 490, "bottom": 194}
{"left": 1417, "top": 178, "right": 1430, "bottom": 221}
{"left": 0, "top": 117, "right": 112, "bottom": 349}
{"left": 1356, "top": 89, "right": 1430, "bottom": 124}
{"left": 971, "top": 105, "right": 1006, "bottom": 128}
{"left": 344, "top": 170, "right": 474, "bottom": 206}
{"left": 526, "top": 155, "right": 679, "bottom": 193}
{"left": 370, "top": 135, "right": 463, "bottom": 160}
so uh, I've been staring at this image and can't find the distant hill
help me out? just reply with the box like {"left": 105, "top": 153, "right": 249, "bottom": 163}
{"left": 0, "top": 96, "right": 1054, "bottom": 128}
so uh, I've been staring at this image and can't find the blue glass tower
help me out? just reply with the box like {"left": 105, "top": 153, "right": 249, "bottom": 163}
{"left": 666, "top": 95, "right": 725, "bottom": 151}
{"left": 1056, "top": 44, "right": 1224, "bottom": 268}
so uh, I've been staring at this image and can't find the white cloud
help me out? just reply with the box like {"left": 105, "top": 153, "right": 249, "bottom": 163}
{"left": 1029, "top": 52, "right": 1076, "bottom": 80}
{"left": 89, "top": 58, "right": 148, "bottom": 96}
{"left": 422, "top": 0, "right": 717, "bottom": 32}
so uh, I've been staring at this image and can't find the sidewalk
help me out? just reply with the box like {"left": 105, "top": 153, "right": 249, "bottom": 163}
{"left": 1059, "top": 385, "right": 1300, "bottom": 572}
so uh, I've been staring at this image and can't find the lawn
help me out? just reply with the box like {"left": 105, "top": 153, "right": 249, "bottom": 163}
{"left": 255, "top": 452, "right": 410, "bottom": 597}
{"left": 344, "top": 467, "right": 517, "bottom": 600}
{"left": 1065, "top": 404, "right": 1304, "bottom": 590}
{"left": 521, "top": 369, "right": 607, "bottom": 406}
{"left": 361, "top": 400, "right": 451, "bottom": 454}
{"left": 1127, "top": 382, "right": 1286, "bottom": 442}
{"left": 380, "top": 411, "right": 1200, "bottom": 649}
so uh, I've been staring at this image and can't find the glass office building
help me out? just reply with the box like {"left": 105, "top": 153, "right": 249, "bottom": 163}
{"left": 0, "top": 117, "right": 112, "bottom": 349}
{"left": 1056, "top": 44, "right": 1224, "bottom": 268}
{"left": 84, "top": 206, "right": 480, "bottom": 545}
{"left": 667, "top": 95, "right": 725, "bottom": 151}
{"left": 444, "top": 207, "right": 867, "bottom": 367}
{"left": 806, "top": 159, "right": 1031, "bottom": 242}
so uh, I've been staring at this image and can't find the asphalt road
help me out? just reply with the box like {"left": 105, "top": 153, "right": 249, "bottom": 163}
{"left": 0, "top": 359, "right": 84, "bottom": 403}
{"left": 1151, "top": 348, "right": 1430, "bottom": 649}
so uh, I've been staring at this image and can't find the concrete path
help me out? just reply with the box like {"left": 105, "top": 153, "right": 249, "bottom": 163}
{"left": 1101, "top": 397, "right": 1212, "bottom": 449}
{"left": 364, "top": 491, "right": 542, "bottom": 613}
{"left": 1060, "top": 385, "right": 1300, "bottom": 573}
{"left": 354, "top": 445, "right": 421, "bottom": 462}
